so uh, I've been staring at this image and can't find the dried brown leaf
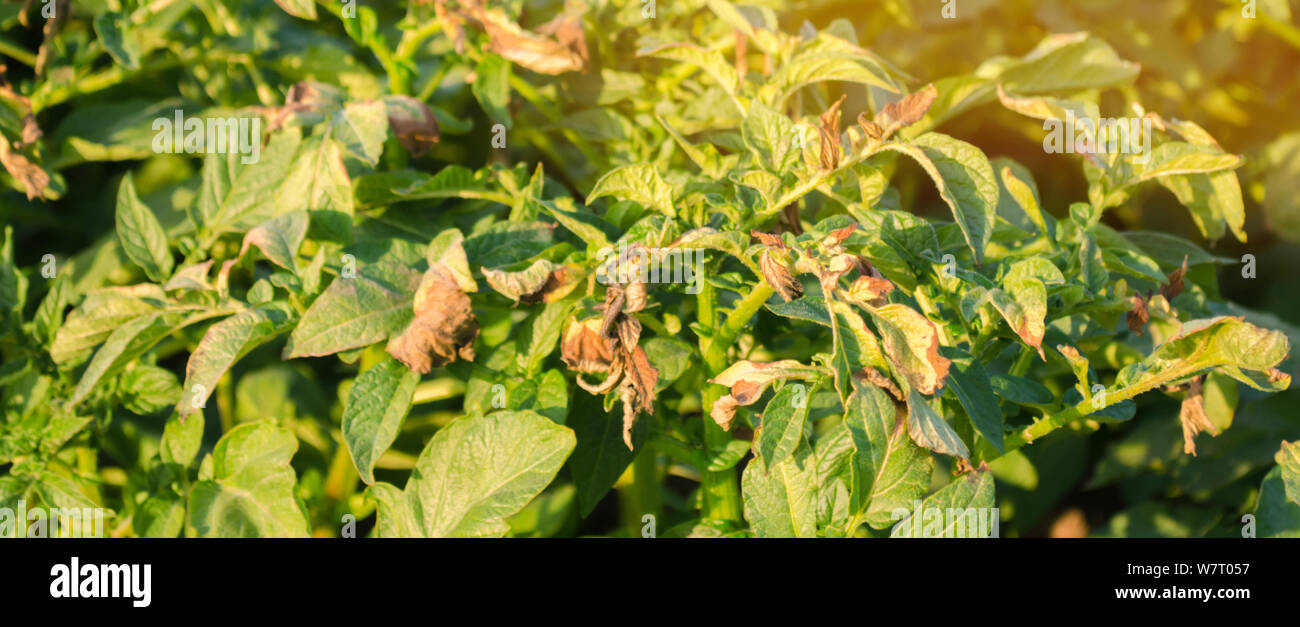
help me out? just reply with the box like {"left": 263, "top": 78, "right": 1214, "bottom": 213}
{"left": 859, "top": 366, "right": 904, "bottom": 401}
{"left": 1126, "top": 292, "right": 1149, "bottom": 336}
{"left": 1160, "top": 255, "right": 1189, "bottom": 302}
{"left": 386, "top": 266, "right": 480, "bottom": 374}
{"left": 385, "top": 96, "right": 440, "bottom": 157}
{"left": 759, "top": 250, "right": 802, "bottom": 302}
{"left": 818, "top": 94, "right": 846, "bottom": 170}
{"left": 461, "top": 0, "right": 587, "bottom": 75}
{"left": 561, "top": 317, "right": 617, "bottom": 374}
{"left": 750, "top": 230, "right": 786, "bottom": 249}
{"left": 1179, "top": 377, "right": 1219, "bottom": 456}
{"left": 877, "top": 83, "right": 937, "bottom": 130}
{"left": 858, "top": 112, "right": 883, "bottom": 141}
{"left": 616, "top": 315, "right": 642, "bottom": 352}
{"left": 710, "top": 394, "right": 740, "bottom": 431}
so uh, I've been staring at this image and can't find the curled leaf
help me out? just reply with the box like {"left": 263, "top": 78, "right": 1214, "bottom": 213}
{"left": 759, "top": 249, "right": 802, "bottom": 302}
{"left": 708, "top": 360, "right": 823, "bottom": 431}
{"left": 460, "top": 0, "right": 587, "bottom": 75}
{"left": 482, "top": 259, "right": 555, "bottom": 303}
{"left": 869, "top": 304, "right": 951, "bottom": 395}
{"left": 710, "top": 394, "right": 741, "bottom": 431}
{"left": 386, "top": 266, "right": 479, "bottom": 374}
{"left": 561, "top": 317, "right": 617, "bottom": 374}
{"left": 1126, "top": 292, "right": 1149, "bottom": 336}
{"left": 858, "top": 112, "right": 883, "bottom": 141}
{"left": 876, "top": 83, "right": 937, "bottom": 131}
{"left": 1179, "top": 376, "right": 1218, "bottom": 456}
{"left": 1160, "top": 255, "right": 1188, "bottom": 301}
{"left": 818, "top": 94, "right": 846, "bottom": 170}
{"left": 859, "top": 366, "right": 903, "bottom": 401}
{"left": 384, "top": 96, "right": 440, "bottom": 157}
{"left": 847, "top": 275, "right": 894, "bottom": 305}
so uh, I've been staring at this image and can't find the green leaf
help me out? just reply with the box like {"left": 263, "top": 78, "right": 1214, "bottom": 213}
{"left": 638, "top": 43, "right": 739, "bottom": 97}
{"left": 764, "top": 53, "right": 898, "bottom": 107}
{"left": 568, "top": 391, "right": 647, "bottom": 517}
{"left": 1256, "top": 465, "right": 1300, "bottom": 538}
{"left": 1112, "top": 317, "right": 1291, "bottom": 399}
{"left": 199, "top": 129, "right": 303, "bottom": 233}
{"left": 588, "top": 163, "right": 676, "bottom": 218}
{"left": 906, "top": 389, "right": 969, "bottom": 460}
{"left": 890, "top": 467, "right": 995, "bottom": 537}
{"left": 845, "top": 380, "right": 933, "bottom": 529}
{"left": 179, "top": 303, "right": 296, "bottom": 418}
{"left": 134, "top": 493, "right": 186, "bottom": 538}
{"left": 0, "top": 226, "right": 26, "bottom": 327}
{"left": 641, "top": 336, "right": 694, "bottom": 390}
{"left": 50, "top": 289, "right": 161, "bottom": 364}
{"left": 483, "top": 259, "right": 553, "bottom": 302}
{"left": 766, "top": 295, "right": 831, "bottom": 327}
{"left": 741, "top": 439, "right": 818, "bottom": 537}
{"left": 187, "top": 421, "right": 310, "bottom": 537}
{"left": 1134, "top": 142, "right": 1241, "bottom": 182}
{"left": 93, "top": 13, "right": 142, "bottom": 70}
{"left": 277, "top": 134, "right": 353, "bottom": 241}
{"left": 161, "top": 413, "right": 204, "bottom": 468}
{"left": 368, "top": 411, "right": 575, "bottom": 537}
{"left": 515, "top": 299, "right": 574, "bottom": 377}
{"left": 887, "top": 133, "right": 998, "bottom": 264}
{"left": 741, "top": 102, "right": 796, "bottom": 171}
{"left": 115, "top": 174, "right": 173, "bottom": 282}
{"left": 473, "top": 52, "right": 513, "bottom": 128}
{"left": 425, "top": 228, "right": 477, "bottom": 292}
{"left": 69, "top": 314, "right": 159, "bottom": 405}
{"left": 355, "top": 166, "right": 508, "bottom": 208}
{"left": 273, "top": 0, "right": 318, "bottom": 19}
{"left": 1157, "top": 171, "right": 1246, "bottom": 243}
{"left": 997, "top": 32, "right": 1139, "bottom": 93}
{"left": 241, "top": 211, "right": 309, "bottom": 273}
{"left": 284, "top": 256, "right": 422, "bottom": 358}
{"left": 757, "top": 381, "right": 815, "bottom": 468}
{"left": 939, "top": 346, "right": 1003, "bottom": 452}
{"left": 342, "top": 357, "right": 420, "bottom": 484}
{"left": 1276, "top": 441, "right": 1300, "bottom": 507}
{"left": 120, "top": 364, "right": 181, "bottom": 415}
{"left": 332, "top": 101, "right": 387, "bottom": 166}
{"left": 530, "top": 197, "right": 615, "bottom": 251}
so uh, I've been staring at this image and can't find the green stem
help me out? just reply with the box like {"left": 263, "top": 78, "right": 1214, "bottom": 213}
{"left": 694, "top": 280, "right": 775, "bottom": 523}
{"left": 995, "top": 363, "right": 1206, "bottom": 460}
{"left": 0, "top": 35, "right": 37, "bottom": 67}
{"left": 703, "top": 282, "right": 776, "bottom": 372}
{"left": 622, "top": 449, "right": 661, "bottom": 536}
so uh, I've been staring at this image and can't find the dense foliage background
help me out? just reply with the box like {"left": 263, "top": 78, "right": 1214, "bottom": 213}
{"left": 1, "top": 0, "right": 1298, "bottom": 538}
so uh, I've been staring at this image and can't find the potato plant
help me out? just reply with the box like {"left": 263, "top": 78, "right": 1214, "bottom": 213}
{"left": 0, "top": 0, "right": 1297, "bottom": 538}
